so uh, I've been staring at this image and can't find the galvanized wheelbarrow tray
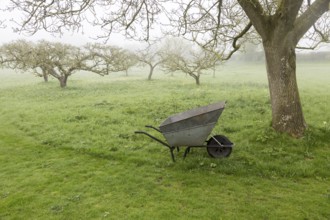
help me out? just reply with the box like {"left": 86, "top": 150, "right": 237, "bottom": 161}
{"left": 135, "top": 101, "right": 234, "bottom": 161}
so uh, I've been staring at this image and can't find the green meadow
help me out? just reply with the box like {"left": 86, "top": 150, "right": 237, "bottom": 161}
{"left": 0, "top": 61, "right": 329, "bottom": 219}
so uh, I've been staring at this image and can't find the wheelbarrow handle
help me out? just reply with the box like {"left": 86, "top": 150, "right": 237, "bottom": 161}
{"left": 134, "top": 130, "right": 176, "bottom": 162}
{"left": 134, "top": 131, "right": 171, "bottom": 148}
{"left": 145, "top": 125, "right": 161, "bottom": 133}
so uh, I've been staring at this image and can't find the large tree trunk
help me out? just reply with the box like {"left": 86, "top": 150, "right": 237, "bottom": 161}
{"left": 237, "top": 0, "right": 329, "bottom": 137}
{"left": 263, "top": 41, "right": 306, "bottom": 137}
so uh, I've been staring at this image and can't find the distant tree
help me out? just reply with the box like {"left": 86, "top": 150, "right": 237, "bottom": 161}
{"left": 0, "top": 40, "right": 110, "bottom": 87}
{"left": 85, "top": 43, "right": 139, "bottom": 76}
{"left": 33, "top": 41, "right": 81, "bottom": 87}
{"left": 137, "top": 46, "right": 164, "bottom": 80}
{"left": 120, "top": 51, "right": 138, "bottom": 76}
{"left": 161, "top": 38, "right": 218, "bottom": 85}
{"left": 0, "top": 39, "right": 51, "bottom": 82}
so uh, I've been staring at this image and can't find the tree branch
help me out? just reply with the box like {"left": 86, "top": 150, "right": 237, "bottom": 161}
{"left": 294, "top": 0, "right": 330, "bottom": 42}
{"left": 237, "top": 0, "right": 268, "bottom": 39}
{"left": 276, "top": 0, "right": 303, "bottom": 26}
{"left": 222, "top": 22, "right": 252, "bottom": 61}
{"left": 126, "top": 0, "right": 145, "bottom": 30}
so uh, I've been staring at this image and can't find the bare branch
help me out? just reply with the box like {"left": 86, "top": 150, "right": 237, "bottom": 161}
{"left": 237, "top": 0, "right": 269, "bottom": 39}
{"left": 294, "top": 0, "right": 330, "bottom": 42}
{"left": 5, "top": 0, "right": 330, "bottom": 55}
{"left": 276, "top": 0, "right": 303, "bottom": 25}
{"left": 222, "top": 22, "right": 253, "bottom": 60}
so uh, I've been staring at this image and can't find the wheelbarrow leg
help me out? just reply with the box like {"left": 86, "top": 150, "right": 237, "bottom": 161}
{"left": 183, "top": 147, "right": 191, "bottom": 159}
{"left": 170, "top": 147, "right": 176, "bottom": 162}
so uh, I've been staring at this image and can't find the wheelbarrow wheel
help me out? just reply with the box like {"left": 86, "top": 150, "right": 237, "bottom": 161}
{"left": 207, "top": 135, "right": 232, "bottom": 158}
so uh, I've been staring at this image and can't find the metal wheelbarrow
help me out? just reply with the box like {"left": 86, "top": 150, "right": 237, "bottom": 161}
{"left": 135, "top": 101, "right": 234, "bottom": 161}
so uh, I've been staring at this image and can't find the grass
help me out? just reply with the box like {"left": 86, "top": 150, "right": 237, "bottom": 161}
{"left": 0, "top": 62, "right": 329, "bottom": 219}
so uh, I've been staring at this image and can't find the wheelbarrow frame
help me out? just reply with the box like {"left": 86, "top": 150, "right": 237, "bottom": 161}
{"left": 135, "top": 125, "right": 233, "bottom": 162}
{"left": 134, "top": 101, "right": 234, "bottom": 162}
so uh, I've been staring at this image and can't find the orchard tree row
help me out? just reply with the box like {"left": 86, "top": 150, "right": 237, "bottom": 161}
{"left": 0, "top": 40, "right": 137, "bottom": 87}
{"left": 0, "top": 38, "right": 220, "bottom": 87}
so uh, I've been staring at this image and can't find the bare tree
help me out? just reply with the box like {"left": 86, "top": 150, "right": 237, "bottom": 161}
{"left": 161, "top": 38, "right": 218, "bottom": 85}
{"left": 0, "top": 39, "right": 50, "bottom": 82}
{"left": 120, "top": 51, "right": 138, "bottom": 76}
{"left": 85, "top": 43, "right": 138, "bottom": 76}
{"left": 0, "top": 40, "right": 111, "bottom": 87}
{"left": 137, "top": 45, "right": 164, "bottom": 80}
{"left": 34, "top": 41, "right": 116, "bottom": 87}
{"left": 6, "top": 0, "right": 330, "bottom": 137}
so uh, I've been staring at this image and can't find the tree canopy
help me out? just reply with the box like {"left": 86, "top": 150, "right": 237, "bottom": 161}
{"left": 0, "top": 40, "right": 134, "bottom": 87}
{"left": 161, "top": 38, "right": 218, "bottom": 85}
{"left": 7, "top": 1, "right": 329, "bottom": 53}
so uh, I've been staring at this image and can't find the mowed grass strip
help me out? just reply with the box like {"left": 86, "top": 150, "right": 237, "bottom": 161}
{"left": 0, "top": 62, "right": 329, "bottom": 219}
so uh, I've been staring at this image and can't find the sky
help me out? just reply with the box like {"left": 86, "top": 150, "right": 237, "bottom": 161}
{"left": 0, "top": 20, "right": 134, "bottom": 48}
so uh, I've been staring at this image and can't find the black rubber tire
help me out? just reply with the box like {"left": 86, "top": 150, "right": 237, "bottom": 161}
{"left": 207, "top": 135, "right": 232, "bottom": 158}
